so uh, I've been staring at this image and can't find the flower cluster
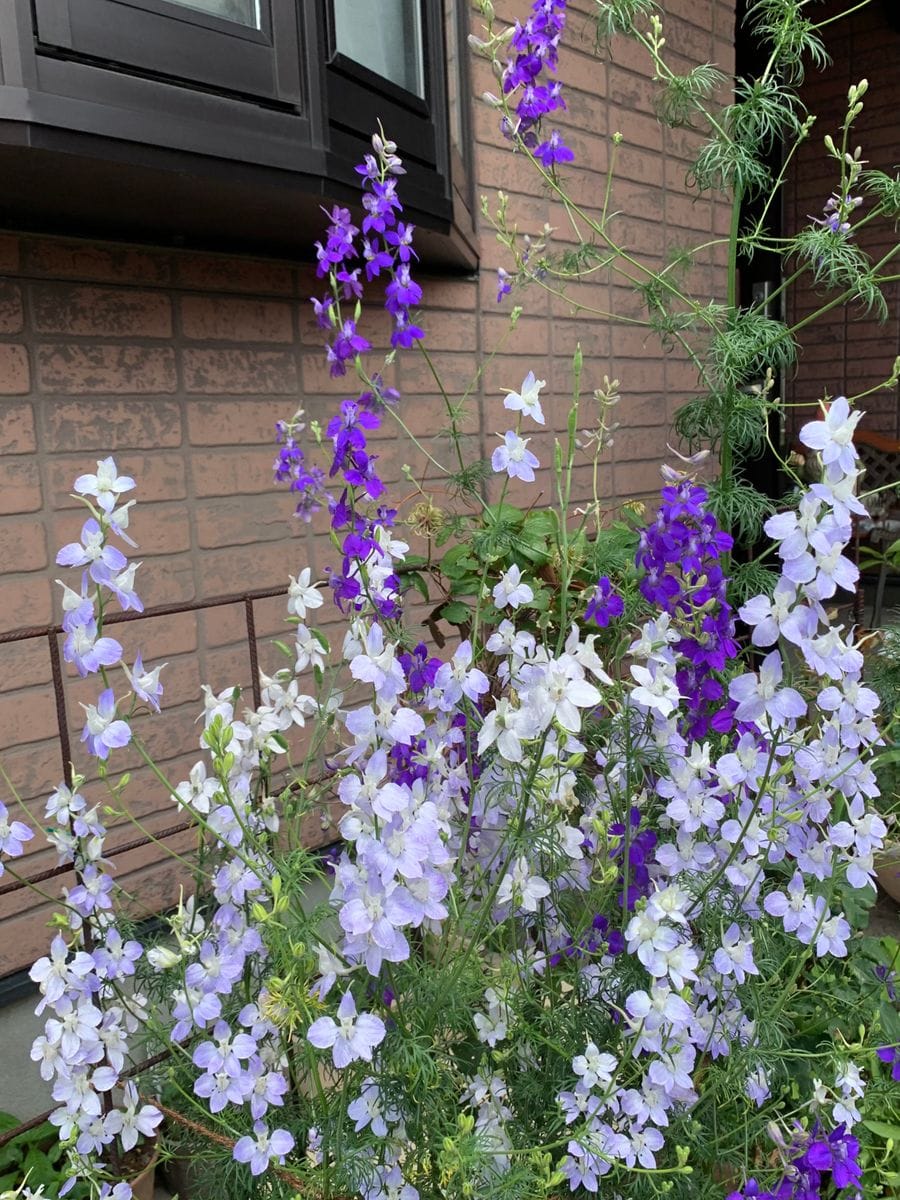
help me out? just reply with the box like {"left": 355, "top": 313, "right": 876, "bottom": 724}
{"left": 501, "top": 0, "right": 573, "bottom": 169}
{"left": 313, "top": 133, "right": 423, "bottom": 362}
{"left": 274, "top": 408, "right": 328, "bottom": 523}
{"left": 636, "top": 478, "right": 738, "bottom": 738}
{"left": 18, "top": 463, "right": 172, "bottom": 1195}
{"left": 813, "top": 190, "right": 863, "bottom": 237}
{"left": 275, "top": 135, "right": 421, "bottom": 625}
{"left": 727, "top": 1123, "right": 862, "bottom": 1200}
{"left": 22, "top": 99, "right": 899, "bottom": 1198}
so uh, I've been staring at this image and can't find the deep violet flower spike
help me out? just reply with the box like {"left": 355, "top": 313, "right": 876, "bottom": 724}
{"left": 502, "top": 0, "right": 573, "bottom": 165}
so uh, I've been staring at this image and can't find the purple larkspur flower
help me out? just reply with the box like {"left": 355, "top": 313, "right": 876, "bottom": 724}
{"left": 800, "top": 396, "right": 862, "bottom": 480}
{"left": 63, "top": 621, "right": 122, "bottom": 678}
{"left": 585, "top": 575, "right": 624, "bottom": 627}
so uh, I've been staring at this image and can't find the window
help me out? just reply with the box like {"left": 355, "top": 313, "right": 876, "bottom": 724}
{"left": 0, "top": 1, "right": 471, "bottom": 261}
{"left": 32, "top": 0, "right": 301, "bottom": 102}
{"left": 332, "top": 0, "right": 424, "bottom": 98}
{"left": 168, "top": 0, "right": 261, "bottom": 26}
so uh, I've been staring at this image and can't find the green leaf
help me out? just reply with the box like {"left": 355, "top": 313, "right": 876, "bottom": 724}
{"left": 311, "top": 629, "right": 330, "bottom": 652}
{"left": 441, "top": 601, "right": 472, "bottom": 626}
{"left": 880, "top": 1000, "right": 900, "bottom": 1043}
{"left": 484, "top": 503, "right": 524, "bottom": 527}
{"left": 441, "top": 545, "right": 480, "bottom": 580}
{"left": 863, "top": 1119, "right": 900, "bottom": 1141}
{"left": 522, "top": 510, "right": 557, "bottom": 539}
{"left": 447, "top": 577, "right": 481, "bottom": 599}
{"left": 21, "top": 1146, "right": 56, "bottom": 1183}
{"left": 404, "top": 571, "right": 431, "bottom": 603}
{"left": 0, "top": 1113, "right": 20, "bottom": 1134}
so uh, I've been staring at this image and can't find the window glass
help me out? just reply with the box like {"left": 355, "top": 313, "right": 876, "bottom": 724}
{"left": 165, "top": 0, "right": 261, "bottom": 27}
{"left": 333, "top": 0, "right": 424, "bottom": 98}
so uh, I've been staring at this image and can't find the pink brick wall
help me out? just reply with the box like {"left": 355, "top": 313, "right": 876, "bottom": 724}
{"left": 0, "top": 0, "right": 736, "bottom": 974}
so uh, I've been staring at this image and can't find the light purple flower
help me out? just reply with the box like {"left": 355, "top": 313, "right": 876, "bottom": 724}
{"left": 56, "top": 518, "right": 127, "bottom": 583}
{"left": 491, "top": 430, "right": 540, "bottom": 482}
{"left": 738, "top": 580, "right": 816, "bottom": 647}
{"left": 712, "top": 923, "right": 758, "bottom": 985}
{"left": 800, "top": 396, "right": 862, "bottom": 479}
{"left": 80, "top": 689, "right": 131, "bottom": 760}
{"left": 124, "top": 652, "right": 166, "bottom": 712}
{"left": 431, "top": 640, "right": 489, "bottom": 711}
{"left": 185, "top": 943, "right": 244, "bottom": 996}
{"left": 29, "top": 934, "right": 95, "bottom": 1010}
{"left": 0, "top": 799, "right": 33, "bottom": 863}
{"left": 107, "top": 562, "right": 144, "bottom": 613}
{"left": 233, "top": 1124, "right": 295, "bottom": 1176}
{"left": 63, "top": 621, "right": 122, "bottom": 678}
{"left": 307, "top": 989, "right": 386, "bottom": 1068}
{"left": 67, "top": 864, "right": 114, "bottom": 916}
{"left": 728, "top": 651, "right": 806, "bottom": 728}
{"left": 118, "top": 1082, "right": 162, "bottom": 1151}
{"left": 503, "top": 371, "right": 546, "bottom": 424}
{"left": 492, "top": 564, "right": 534, "bottom": 609}
{"left": 57, "top": 577, "right": 94, "bottom": 631}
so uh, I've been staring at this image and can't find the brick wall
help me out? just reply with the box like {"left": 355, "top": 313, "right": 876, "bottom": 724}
{"left": 0, "top": 0, "right": 736, "bottom": 975}
{"left": 784, "top": 0, "right": 900, "bottom": 440}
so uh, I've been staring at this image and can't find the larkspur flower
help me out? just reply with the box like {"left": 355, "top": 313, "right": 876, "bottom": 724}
{"left": 307, "top": 989, "right": 386, "bottom": 1068}
{"left": 493, "top": 563, "right": 534, "bottom": 609}
{"left": 800, "top": 396, "right": 862, "bottom": 479}
{"left": 585, "top": 576, "right": 624, "bottom": 628}
{"left": 73, "top": 457, "right": 135, "bottom": 514}
{"left": 287, "top": 567, "right": 323, "bottom": 619}
{"left": 123, "top": 652, "right": 165, "bottom": 712}
{"left": 80, "top": 690, "right": 131, "bottom": 760}
{"left": 233, "top": 1125, "right": 295, "bottom": 1176}
{"left": 56, "top": 518, "right": 127, "bottom": 583}
{"left": 503, "top": 371, "right": 546, "bottom": 424}
{"left": 0, "top": 799, "right": 34, "bottom": 865}
{"left": 491, "top": 430, "right": 540, "bottom": 482}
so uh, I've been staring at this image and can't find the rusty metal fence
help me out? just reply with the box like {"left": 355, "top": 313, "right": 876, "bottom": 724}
{"left": 0, "top": 583, "right": 287, "bottom": 1151}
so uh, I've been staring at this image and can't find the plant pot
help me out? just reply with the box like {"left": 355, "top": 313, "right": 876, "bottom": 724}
{"left": 876, "top": 844, "right": 900, "bottom": 904}
{"left": 129, "top": 1150, "right": 157, "bottom": 1200}
{"left": 160, "top": 1154, "right": 213, "bottom": 1200}
{"left": 111, "top": 1140, "right": 158, "bottom": 1200}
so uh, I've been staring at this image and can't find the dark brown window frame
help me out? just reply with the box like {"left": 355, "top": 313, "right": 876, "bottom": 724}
{"left": 0, "top": 0, "right": 476, "bottom": 266}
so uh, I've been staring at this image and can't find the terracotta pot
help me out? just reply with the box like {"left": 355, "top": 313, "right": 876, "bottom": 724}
{"left": 126, "top": 1143, "right": 159, "bottom": 1200}
{"left": 876, "top": 843, "right": 900, "bottom": 904}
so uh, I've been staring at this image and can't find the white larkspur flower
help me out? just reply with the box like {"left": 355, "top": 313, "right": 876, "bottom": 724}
{"left": 73, "top": 456, "right": 136, "bottom": 513}
{"left": 287, "top": 567, "right": 324, "bottom": 620}
{"left": 492, "top": 563, "right": 534, "bottom": 610}
{"left": 503, "top": 370, "right": 546, "bottom": 424}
